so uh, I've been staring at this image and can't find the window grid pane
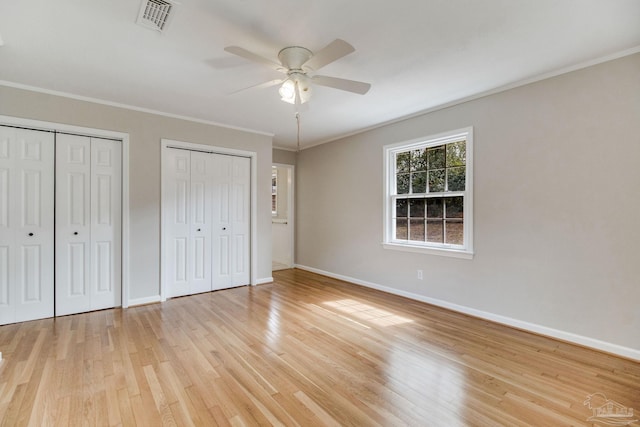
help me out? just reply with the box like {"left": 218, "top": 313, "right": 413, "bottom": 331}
{"left": 445, "top": 220, "right": 463, "bottom": 245}
{"left": 395, "top": 140, "right": 466, "bottom": 196}
{"left": 393, "top": 195, "right": 464, "bottom": 246}
{"left": 395, "top": 218, "right": 408, "bottom": 240}
{"left": 427, "top": 220, "right": 444, "bottom": 243}
{"left": 409, "top": 219, "right": 425, "bottom": 241}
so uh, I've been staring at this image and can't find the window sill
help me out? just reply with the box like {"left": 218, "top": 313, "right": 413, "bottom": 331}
{"left": 382, "top": 242, "right": 474, "bottom": 259}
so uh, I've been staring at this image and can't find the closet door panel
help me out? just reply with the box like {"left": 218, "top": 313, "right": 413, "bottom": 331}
{"left": 90, "top": 138, "right": 121, "bottom": 310}
{"left": 55, "top": 134, "right": 91, "bottom": 316}
{"left": 211, "top": 154, "right": 250, "bottom": 289}
{"left": 163, "top": 149, "right": 191, "bottom": 297}
{"left": 231, "top": 157, "right": 250, "bottom": 286}
{"left": 14, "top": 128, "right": 55, "bottom": 323}
{"left": 189, "top": 152, "right": 212, "bottom": 294}
{"left": 0, "top": 246, "right": 8, "bottom": 308}
{"left": 212, "top": 155, "right": 233, "bottom": 290}
{"left": 0, "top": 127, "right": 54, "bottom": 324}
{"left": 0, "top": 144, "right": 11, "bottom": 324}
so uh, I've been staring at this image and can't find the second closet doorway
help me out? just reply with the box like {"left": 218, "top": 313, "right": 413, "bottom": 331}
{"left": 162, "top": 141, "right": 252, "bottom": 299}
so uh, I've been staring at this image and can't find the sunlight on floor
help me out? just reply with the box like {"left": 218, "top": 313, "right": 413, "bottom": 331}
{"left": 388, "top": 346, "right": 466, "bottom": 426}
{"left": 324, "top": 299, "right": 413, "bottom": 327}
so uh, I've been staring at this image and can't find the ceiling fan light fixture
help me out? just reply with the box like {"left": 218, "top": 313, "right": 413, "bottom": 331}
{"left": 279, "top": 78, "right": 312, "bottom": 105}
{"left": 297, "top": 79, "right": 312, "bottom": 104}
{"left": 279, "top": 79, "right": 296, "bottom": 103}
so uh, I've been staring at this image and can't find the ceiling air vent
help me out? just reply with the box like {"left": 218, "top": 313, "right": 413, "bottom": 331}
{"left": 136, "top": 0, "right": 177, "bottom": 32}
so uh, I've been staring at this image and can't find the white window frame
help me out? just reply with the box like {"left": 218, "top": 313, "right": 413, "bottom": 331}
{"left": 383, "top": 127, "right": 474, "bottom": 259}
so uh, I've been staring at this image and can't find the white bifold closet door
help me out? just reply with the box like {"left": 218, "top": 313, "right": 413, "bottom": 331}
{"left": 0, "top": 126, "right": 55, "bottom": 324}
{"left": 163, "top": 148, "right": 249, "bottom": 298}
{"left": 211, "top": 154, "right": 250, "bottom": 290}
{"left": 163, "top": 150, "right": 213, "bottom": 297}
{"left": 55, "top": 134, "right": 122, "bottom": 316}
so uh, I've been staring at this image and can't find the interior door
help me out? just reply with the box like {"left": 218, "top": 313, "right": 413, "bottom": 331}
{"left": 0, "top": 126, "right": 55, "bottom": 325}
{"left": 90, "top": 138, "right": 122, "bottom": 311}
{"left": 163, "top": 148, "right": 192, "bottom": 297}
{"left": 212, "top": 154, "right": 250, "bottom": 289}
{"left": 163, "top": 147, "right": 250, "bottom": 297}
{"left": 56, "top": 135, "right": 122, "bottom": 315}
{"left": 55, "top": 134, "right": 92, "bottom": 315}
{"left": 189, "top": 151, "right": 212, "bottom": 294}
{"left": 231, "top": 156, "right": 250, "bottom": 286}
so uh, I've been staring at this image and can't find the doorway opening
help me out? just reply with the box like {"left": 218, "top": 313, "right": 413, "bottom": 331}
{"left": 272, "top": 163, "right": 294, "bottom": 271}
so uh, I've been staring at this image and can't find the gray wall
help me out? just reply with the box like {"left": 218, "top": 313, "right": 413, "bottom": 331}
{"left": 0, "top": 86, "right": 273, "bottom": 301}
{"left": 296, "top": 53, "right": 640, "bottom": 353}
{"left": 273, "top": 148, "right": 297, "bottom": 165}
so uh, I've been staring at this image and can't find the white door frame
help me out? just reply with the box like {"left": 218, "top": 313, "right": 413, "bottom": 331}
{"left": 0, "top": 115, "right": 131, "bottom": 308}
{"left": 273, "top": 163, "right": 295, "bottom": 268}
{"left": 160, "top": 139, "right": 258, "bottom": 302}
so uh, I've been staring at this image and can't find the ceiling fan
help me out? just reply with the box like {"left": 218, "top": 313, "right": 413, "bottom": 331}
{"left": 224, "top": 39, "right": 371, "bottom": 105}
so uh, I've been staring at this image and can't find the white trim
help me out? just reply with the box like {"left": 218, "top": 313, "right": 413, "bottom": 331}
{"left": 272, "top": 144, "right": 298, "bottom": 152}
{"left": 294, "top": 264, "right": 640, "bottom": 362}
{"left": 383, "top": 127, "right": 473, "bottom": 258}
{"left": 256, "top": 277, "right": 274, "bottom": 285}
{"left": 250, "top": 148, "right": 258, "bottom": 286}
{"left": 160, "top": 138, "right": 258, "bottom": 300}
{"left": 121, "top": 135, "right": 130, "bottom": 308}
{"left": 302, "top": 45, "right": 640, "bottom": 150}
{"left": 163, "top": 138, "right": 258, "bottom": 158}
{"left": 127, "top": 295, "right": 162, "bottom": 307}
{"left": 0, "top": 80, "right": 274, "bottom": 139}
{"left": 0, "top": 115, "right": 131, "bottom": 309}
{"left": 382, "top": 243, "right": 473, "bottom": 259}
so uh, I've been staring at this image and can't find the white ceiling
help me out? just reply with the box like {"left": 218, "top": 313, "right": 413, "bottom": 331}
{"left": 0, "top": 1, "right": 639, "bottom": 150}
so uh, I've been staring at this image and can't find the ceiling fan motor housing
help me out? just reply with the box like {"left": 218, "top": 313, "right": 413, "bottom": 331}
{"left": 278, "top": 46, "right": 313, "bottom": 71}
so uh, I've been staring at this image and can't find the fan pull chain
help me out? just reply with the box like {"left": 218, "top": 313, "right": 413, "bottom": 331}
{"left": 295, "top": 112, "right": 301, "bottom": 152}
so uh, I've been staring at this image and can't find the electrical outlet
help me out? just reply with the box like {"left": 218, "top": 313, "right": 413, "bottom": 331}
{"left": 417, "top": 270, "right": 423, "bottom": 280}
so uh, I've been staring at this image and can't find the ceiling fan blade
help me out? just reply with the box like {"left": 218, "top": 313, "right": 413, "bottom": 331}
{"left": 312, "top": 75, "right": 371, "bottom": 95}
{"left": 228, "top": 79, "right": 283, "bottom": 95}
{"left": 303, "top": 39, "right": 355, "bottom": 71}
{"left": 224, "top": 46, "right": 285, "bottom": 72}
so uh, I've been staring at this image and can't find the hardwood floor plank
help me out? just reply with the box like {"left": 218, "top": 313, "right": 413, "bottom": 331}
{"left": 115, "top": 386, "right": 136, "bottom": 426}
{"left": 104, "top": 374, "right": 123, "bottom": 427}
{"left": 0, "top": 268, "right": 638, "bottom": 425}
{"left": 293, "top": 391, "right": 343, "bottom": 427}
{"left": 143, "top": 365, "right": 177, "bottom": 426}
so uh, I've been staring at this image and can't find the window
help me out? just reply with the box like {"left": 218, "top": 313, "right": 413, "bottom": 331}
{"left": 272, "top": 166, "right": 278, "bottom": 215}
{"left": 383, "top": 127, "right": 473, "bottom": 258}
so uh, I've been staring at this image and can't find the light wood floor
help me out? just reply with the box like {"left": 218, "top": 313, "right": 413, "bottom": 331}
{"left": 0, "top": 269, "right": 638, "bottom": 426}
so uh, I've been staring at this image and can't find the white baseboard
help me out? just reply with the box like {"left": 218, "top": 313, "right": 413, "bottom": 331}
{"left": 256, "top": 277, "right": 274, "bottom": 285}
{"left": 128, "top": 278, "right": 273, "bottom": 306}
{"left": 127, "top": 295, "right": 162, "bottom": 307}
{"left": 295, "top": 264, "right": 640, "bottom": 361}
